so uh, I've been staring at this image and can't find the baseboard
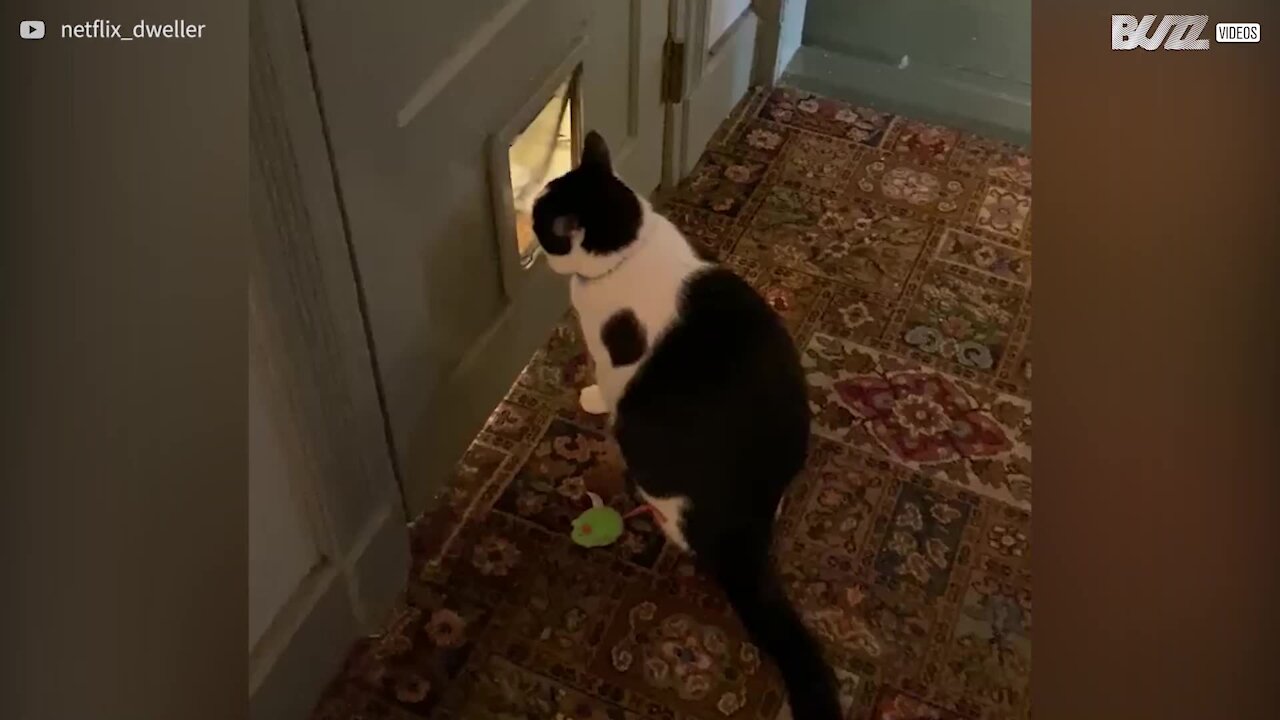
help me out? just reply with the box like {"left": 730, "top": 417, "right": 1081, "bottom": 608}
{"left": 249, "top": 505, "right": 408, "bottom": 720}
{"left": 781, "top": 45, "right": 1031, "bottom": 147}
{"left": 348, "top": 504, "right": 411, "bottom": 632}
{"left": 249, "top": 576, "right": 358, "bottom": 720}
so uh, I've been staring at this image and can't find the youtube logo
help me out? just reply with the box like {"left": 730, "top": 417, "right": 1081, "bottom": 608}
{"left": 20, "top": 20, "right": 45, "bottom": 40}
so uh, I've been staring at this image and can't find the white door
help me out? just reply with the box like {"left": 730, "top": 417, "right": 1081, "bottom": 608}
{"left": 667, "top": 0, "right": 762, "bottom": 180}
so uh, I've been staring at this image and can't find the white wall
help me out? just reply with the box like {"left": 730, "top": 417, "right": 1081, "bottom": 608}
{"left": 709, "top": 0, "right": 751, "bottom": 46}
{"left": 778, "top": 0, "right": 807, "bottom": 73}
{"left": 247, "top": 357, "right": 320, "bottom": 650}
{"left": 751, "top": 0, "right": 810, "bottom": 84}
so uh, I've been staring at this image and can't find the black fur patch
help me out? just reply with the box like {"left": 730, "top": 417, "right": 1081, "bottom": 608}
{"left": 600, "top": 309, "right": 647, "bottom": 367}
{"left": 531, "top": 131, "right": 642, "bottom": 257}
{"left": 610, "top": 267, "right": 841, "bottom": 716}
{"left": 612, "top": 267, "right": 810, "bottom": 506}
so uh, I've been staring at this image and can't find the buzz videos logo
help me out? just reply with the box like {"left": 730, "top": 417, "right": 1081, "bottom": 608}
{"left": 1112, "top": 15, "right": 1261, "bottom": 50}
{"left": 1112, "top": 15, "right": 1210, "bottom": 50}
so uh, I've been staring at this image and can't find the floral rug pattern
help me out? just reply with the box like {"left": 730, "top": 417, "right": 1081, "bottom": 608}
{"left": 312, "top": 87, "right": 1031, "bottom": 720}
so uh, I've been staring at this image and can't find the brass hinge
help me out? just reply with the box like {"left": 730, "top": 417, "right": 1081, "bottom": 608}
{"left": 661, "top": 38, "right": 685, "bottom": 104}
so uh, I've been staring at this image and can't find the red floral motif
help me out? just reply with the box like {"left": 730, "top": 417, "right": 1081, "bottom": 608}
{"left": 765, "top": 286, "right": 793, "bottom": 312}
{"left": 834, "top": 372, "right": 1012, "bottom": 463}
{"left": 424, "top": 609, "right": 467, "bottom": 649}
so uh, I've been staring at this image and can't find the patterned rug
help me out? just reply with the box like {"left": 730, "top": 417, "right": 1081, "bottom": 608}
{"left": 311, "top": 87, "right": 1032, "bottom": 720}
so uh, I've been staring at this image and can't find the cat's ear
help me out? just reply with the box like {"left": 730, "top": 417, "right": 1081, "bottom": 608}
{"left": 581, "top": 130, "right": 612, "bottom": 174}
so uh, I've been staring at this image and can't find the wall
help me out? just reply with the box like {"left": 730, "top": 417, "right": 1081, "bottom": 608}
{"left": 777, "top": 0, "right": 807, "bottom": 74}
{"left": 803, "top": 0, "right": 1031, "bottom": 85}
{"left": 784, "top": 0, "right": 1030, "bottom": 144}
{"left": 709, "top": 0, "right": 751, "bottom": 45}
{"left": 749, "top": 0, "right": 807, "bottom": 85}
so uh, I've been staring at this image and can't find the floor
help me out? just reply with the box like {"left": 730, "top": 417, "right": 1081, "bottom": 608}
{"left": 311, "top": 87, "right": 1032, "bottom": 720}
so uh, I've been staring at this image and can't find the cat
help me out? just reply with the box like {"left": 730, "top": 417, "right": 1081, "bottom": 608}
{"left": 531, "top": 131, "right": 842, "bottom": 720}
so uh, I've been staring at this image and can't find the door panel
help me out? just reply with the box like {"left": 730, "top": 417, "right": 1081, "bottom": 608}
{"left": 300, "top": 0, "right": 669, "bottom": 513}
{"left": 670, "top": 0, "right": 759, "bottom": 178}
{"left": 250, "top": 5, "right": 411, "bottom": 715}
{"left": 581, "top": 0, "right": 669, "bottom": 195}
{"left": 248, "top": 355, "right": 321, "bottom": 650}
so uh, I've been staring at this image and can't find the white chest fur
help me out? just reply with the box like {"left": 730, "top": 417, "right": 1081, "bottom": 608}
{"left": 570, "top": 208, "right": 708, "bottom": 410}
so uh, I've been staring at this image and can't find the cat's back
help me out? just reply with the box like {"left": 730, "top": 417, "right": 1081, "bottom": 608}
{"left": 634, "top": 265, "right": 803, "bottom": 396}
{"left": 614, "top": 261, "right": 810, "bottom": 491}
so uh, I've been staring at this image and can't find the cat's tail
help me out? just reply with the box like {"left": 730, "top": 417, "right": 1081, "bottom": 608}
{"left": 707, "top": 528, "right": 842, "bottom": 720}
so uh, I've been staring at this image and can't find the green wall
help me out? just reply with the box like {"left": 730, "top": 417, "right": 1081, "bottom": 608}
{"left": 792, "top": 0, "right": 1030, "bottom": 144}
{"left": 804, "top": 0, "right": 1029, "bottom": 84}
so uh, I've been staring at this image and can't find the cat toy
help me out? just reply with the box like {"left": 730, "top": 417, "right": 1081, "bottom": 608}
{"left": 570, "top": 492, "right": 663, "bottom": 548}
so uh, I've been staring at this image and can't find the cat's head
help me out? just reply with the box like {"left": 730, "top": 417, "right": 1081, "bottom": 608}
{"left": 531, "top": 131, "right": 643, "bottom": 277}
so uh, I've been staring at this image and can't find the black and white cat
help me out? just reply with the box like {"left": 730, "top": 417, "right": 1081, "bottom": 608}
{"left": 532, "top": 131, "right": 842, "bottom": 719}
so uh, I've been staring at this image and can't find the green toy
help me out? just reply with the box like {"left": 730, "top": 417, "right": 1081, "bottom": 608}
{"left": 570, "top": 492, "right": 663, "bottom": 548}
{"left": 570, "top": 492, "right": 625, "bottom": 547}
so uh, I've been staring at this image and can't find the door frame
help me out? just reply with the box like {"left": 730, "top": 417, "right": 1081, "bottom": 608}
{"left": 750, "top": 0, "right": 809, "bottom": 86}
{"left": 664, "top": 0, "right": 761, "bottom": 184}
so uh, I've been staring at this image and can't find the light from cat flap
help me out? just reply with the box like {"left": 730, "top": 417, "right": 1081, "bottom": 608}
{"left": 508, "top": 74, "right": 578, "bottom": 267}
